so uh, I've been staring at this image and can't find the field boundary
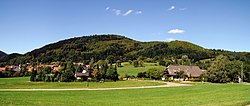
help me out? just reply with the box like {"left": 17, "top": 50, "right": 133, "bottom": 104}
{"left": 0, "top": 82, "right": 191, "bottom": 91}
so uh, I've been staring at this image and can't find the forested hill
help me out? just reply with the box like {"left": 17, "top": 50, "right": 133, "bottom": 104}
{"left": 0, "top": 51, "right": 7, "bottom": 58}
{"left": 0, "top": 34, "right": 249, "bottom": 66}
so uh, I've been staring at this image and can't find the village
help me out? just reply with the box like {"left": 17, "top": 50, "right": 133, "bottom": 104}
{"left": 0, "top": 61, "right": 212, "bottom": 82}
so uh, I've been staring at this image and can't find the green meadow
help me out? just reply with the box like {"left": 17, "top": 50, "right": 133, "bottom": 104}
{"left": 0, "top": 77, "right": 162, "bottom": 89}
{"left": 0, "top": 84, "right": 250, "bottom": 106}
{"left": 1, "top": 64, "right": 250, "bottom": 106}
{"left": 117, "top": 62, "right": 166, "bottom": 76}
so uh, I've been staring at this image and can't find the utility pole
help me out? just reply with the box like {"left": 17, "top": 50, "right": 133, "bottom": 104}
{"left": 241, "top": 62, "right": 244, "bottom": 83}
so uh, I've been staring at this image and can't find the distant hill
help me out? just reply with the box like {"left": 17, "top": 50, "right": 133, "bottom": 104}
{"left": 0, "top": 51, "right": 7, "bottom": 58}
{"left": 0, "top": 53, "right": 22, "bottom": 65}
{"left": 0, "top": 34, "right": 249, "bottom": 66}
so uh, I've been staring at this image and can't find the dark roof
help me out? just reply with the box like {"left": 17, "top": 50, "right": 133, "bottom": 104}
{"left": 75, "top": 65, "right": 91, "bottom": 77}
{"left": 75, "top": 72, "right": 89, "bottom": 77}
{"left": 166, "top": 65, "right": 205, "bottom": 77}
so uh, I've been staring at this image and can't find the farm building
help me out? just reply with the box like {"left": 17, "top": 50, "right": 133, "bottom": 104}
{"left": 164, "top": 65, "right": 206, "bottom": 81}
{"left": 75, "top": 65, "right": 92, "bottom": 81}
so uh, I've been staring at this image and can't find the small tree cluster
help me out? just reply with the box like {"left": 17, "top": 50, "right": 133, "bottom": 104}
{"left": 207, "top": 55, "right": 243, "bottom": 83}
{"left": 137, "top": 68, "right": 163, "bottom": 80}
{"left": 30, "top": 62, "right": 76, "bottom": 82}
{"left": 133, "top": 56, "right": 144, "bottom": 67}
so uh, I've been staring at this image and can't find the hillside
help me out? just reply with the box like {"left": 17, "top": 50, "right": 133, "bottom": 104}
{"left": 0, "top": 51, "right": 7, "bottom": 58}
{"left": 0, "top": 34, "right": 249, "bottom": 66}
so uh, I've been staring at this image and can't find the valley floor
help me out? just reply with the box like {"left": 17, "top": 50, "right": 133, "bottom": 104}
{"left": 0, "top": 83, "right": 250, "bottom": 106}
{"left": 0, "top": 77, "right": 250, "bottom": 106}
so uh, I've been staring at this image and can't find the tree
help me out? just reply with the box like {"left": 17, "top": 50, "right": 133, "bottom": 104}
{"left": 106, "top": 66, "right": 118, "bottom": 81}
{"left": 138, "top": 60, "right": 144, "bottom": 67}
{"left": 128, "top": 60, "right": 133, "bottom": 64}
{"left": 106, "top": 55, "right": 115, "bottom": 64}
{"left": 30, "top": 68, "right": 37, "bottom": 81}
{"left": 138, "top": 68, "right": 163, "bottom": 80}
{"left": 116, "top": 60, "right": 122, "bottom": 67}
{"left": 145, "top": 58, "right": 154, "bottom": 63}
{"left": 137, "top": 72, "right": 146, "bottom": 78}
{"left": 92, "top": 68, "right": 101, "bottom": 81}
{"left": 133, "top": 60, "right": 139, "bottom": 67}
{"left": 44, "top": 66, "right": 52, "bottom": 74}
{"left": 61, "top": 62, "right": 75, "bottom": 82}
{"left": 159, "top": 60, "right": 166, "bottom": 66}
{"left": 89, "top": 58, "right": 95, "bottom": 67}
{"left": 208, "top": 55, "right": 231, "bottom": 83}
{"left": 180, "top": 55, "right": 191, "bottom": 65}
{"left": 176, "top": 71, "right": 186, "bottom": 81}
{"left": 228, "top": 60, "right": 242, "bottom": 82}
{"left": 61, "top": 69, "right": 75, "bottom": 82}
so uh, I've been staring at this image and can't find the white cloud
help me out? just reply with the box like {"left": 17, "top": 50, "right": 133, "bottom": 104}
{"left": 167, "top": 38, "right": 176, "bottom": 42}
{"left": 113, "top": 9, "right": 121, "bottom": 16}
{"left": 107, "top": 8, "right": 142, "bottom": 16}
{"left": 168, "top": 6, "right": 175, "bottom": 11}
{"left": 123, "top": 10, "right": 133, "bottom": 16}
{"left": 168, "top": 29, "right": 185, "bottom": 34}
{"left": 105, "top": 7, "right": 110, "bottom": 11}
{"left": 135, "top": 10, "right": 142, "bottom": 14}
{"left": 179, "top": 8, "right": 187, "bottom": 11}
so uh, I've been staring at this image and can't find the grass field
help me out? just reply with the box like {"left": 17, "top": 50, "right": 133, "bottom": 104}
{"left": 1, "top": 64, "right": 250, "bottom": 106}
{"left": 0, "top": 84, "right": 250, "bottom": 106}
{"left": 0, "top": 77, "right": 163, "bottom": 89}
{"left": 117, "top": 62, "right": 166, "bottom": 76}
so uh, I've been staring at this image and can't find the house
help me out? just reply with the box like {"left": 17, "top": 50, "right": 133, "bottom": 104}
{"left": 43, "top": 64, "right": 61, "bottom": 72}
{"left": 164, "top": 65, "right": 206, "bottom": 81}
{"left": 53, "top": 66, "right": 61, "bottom": 71}
{"left": 75, "top": 65, "right": 92, "bottom": 80}
{"left": 0, "top": 67, "right": 6, "bottom": 71}
{"left": 5, "top": 66, "right": 21, "bottom": 71}
{"left": 27, "top": 66, "right": 33, "bottom": 72}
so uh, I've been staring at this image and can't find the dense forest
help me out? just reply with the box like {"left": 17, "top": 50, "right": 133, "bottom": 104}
{"left": 0, "top": 51, "right": 7, "bottom": 58}
{"left": 1, "top": 34, "right": 250, "bottom": 82}
{"left": 0, "top": 34, "right": 217, "bottom": 65}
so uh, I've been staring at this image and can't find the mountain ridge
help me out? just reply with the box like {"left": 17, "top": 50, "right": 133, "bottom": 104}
{"left": 0, "top": 50, "right": 7, "bottom": 58}
{"left": 0, "top": 34, "right": 249, "bottom": 66}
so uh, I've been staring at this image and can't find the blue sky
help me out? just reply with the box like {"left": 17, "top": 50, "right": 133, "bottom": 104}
{"left": 0, "top": 0, "right": 250, "bottom": 54}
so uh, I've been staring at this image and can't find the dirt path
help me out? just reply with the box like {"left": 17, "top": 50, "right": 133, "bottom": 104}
{"left": 0, "top": 82, "right": 191, "bottom": 91}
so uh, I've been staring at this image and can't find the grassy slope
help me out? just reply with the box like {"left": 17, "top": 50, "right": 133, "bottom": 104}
{"left": 117, "top": 62, "right": 166, "bottom": 76}
{"left": 0, "top": 84, "right": 250, "bottom": 106}
{"left": 0, "top": 77, "right": 163, "bottom": 89}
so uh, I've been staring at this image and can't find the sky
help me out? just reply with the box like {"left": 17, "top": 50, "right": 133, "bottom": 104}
{"left": 0, "top": 0, "right": 250, "bottom": 54}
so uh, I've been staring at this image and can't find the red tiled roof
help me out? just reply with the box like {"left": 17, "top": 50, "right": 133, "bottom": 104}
{"left": 0, "top": 67, "right": 5, "bottom": 71}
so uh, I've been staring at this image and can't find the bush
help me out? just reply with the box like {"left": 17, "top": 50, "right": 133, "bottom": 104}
{"left": 137, "top": 72, "right": 146, "bottom": 78}
{"left": 133, "top": 60, "right": 139, "bottom": 67}
{"left": 13, "top": 71, "right": 21, "bottom": 77}
{"left": 106, "top": 67, "right": 118, "bottom": 81}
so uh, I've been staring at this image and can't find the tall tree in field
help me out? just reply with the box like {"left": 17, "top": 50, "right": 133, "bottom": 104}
{"left": 30, "top": 68, "right": 37, "bottom": 81}
{"left": 61, "top": 62, "right": 75, "bottom": 82}
{"left": 208, "top": 55, "right": 231, "bottom": 83}
{"left": 137, "top": 56, "right": 144, "bottom": 67}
